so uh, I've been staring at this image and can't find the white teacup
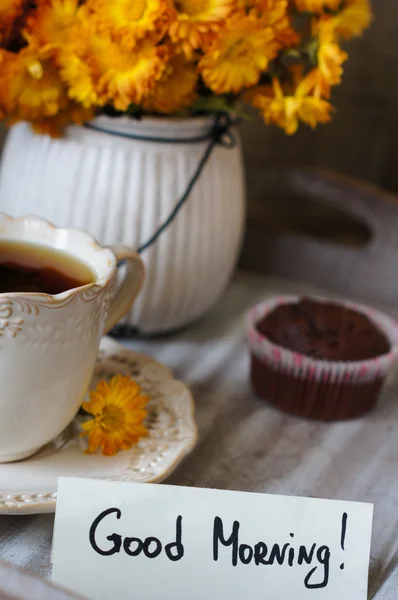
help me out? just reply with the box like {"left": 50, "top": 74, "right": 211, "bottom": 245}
{"left": 0, "top": 214, "right": 145, "bottom": 463}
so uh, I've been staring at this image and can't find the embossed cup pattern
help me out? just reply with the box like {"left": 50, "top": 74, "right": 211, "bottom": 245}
{"left": 0, "top": 293, "right": 106, "bottom": 461}
{"left": 0, "top": 215, "right": 142, "bottom": 463}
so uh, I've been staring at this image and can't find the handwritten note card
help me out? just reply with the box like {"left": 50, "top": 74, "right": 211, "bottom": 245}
{"left": 52, "top": 477, "right": 373, "bottom": 600}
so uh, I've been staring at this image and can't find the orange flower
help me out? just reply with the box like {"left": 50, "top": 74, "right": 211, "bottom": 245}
{"left": 0, "top": 43, "right": 68, "bottom": 121}
{"left": 82, "top": 0, "right": 173, "bottom": 49}
{"left": 143, "top": 52, "right": 198, "bottom": 113}
{"left": 25, "top": 0, "right": 82, "bottom": 51}
{"left": 318, "top": 39, "right": 347, "bottom": 86}
{"left": 0, "top": 0, "right": 371, "bottom": 134}
{"left": 314, "top": 19, "right": 348, "bottom": 94}
{"left": 330, "top": 0, "right": 373, "bottom": 40}
{"left": 265, "top": 0, "right": 299, "bottom": 47}
{"left": 57, "top": 29, "right": 169, "bottom": 110}
{"left": 57, "top": 44, "right": 100, "bottom": 108}
{"left": 31, "top": 102, "right": 94, "bottom": 137}
{"left": 294, "top": 0, "right": 341, "bottom": 13}
{"left": 24, "top": 0, "right": 95, "bottom": 107}
{"left": 250, "top": 73, "right": 332, "bottom": 134}
{"left": 81, "top": 375, "right": 149, "bottom": 457}
{"left": 0, "top": 0, "right": 26, "bottom": 45}
{"left": 94, "top": 39, "right": 170, "bottom": 110}
{"left": 240, "top": 0, "right": 299, "bottom": 46}
{"left": 168, "top": 0, "right": 237, "bottom": 56}
{"left": 200, "top": 11, "right": 280, "bottom": 93}
{"left": 27, "top": 0, "right": 170, "bottom": 110}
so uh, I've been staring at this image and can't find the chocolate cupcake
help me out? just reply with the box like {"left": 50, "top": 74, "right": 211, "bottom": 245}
{"left": 247, "top": 296, "right": 398, "bottom": 421}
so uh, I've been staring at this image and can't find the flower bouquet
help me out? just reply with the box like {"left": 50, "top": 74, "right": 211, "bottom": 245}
{"left": 0, "top": 0, "right": 372, "bottom": 136}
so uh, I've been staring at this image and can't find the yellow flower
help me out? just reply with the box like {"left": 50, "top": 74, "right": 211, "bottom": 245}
{"left": 266, "top": 0, "right": 299, "bottom": 47}
{"left": 250, "top": 73, "right": 332, "bottom": 134}
{"left": 329, "top": 0, "right": 372, "bottom": 40}
{"left": 294, "top": 0, "right": 341, "bottom": 13}
{"left": 95, "top": 40, "right": 170, "bottom": 110}
{"left": 81, "top": 375, "right": 149, "bottom": 457}
{"left": 58, "top": 31, "right": 169, "bottom": 110}
{"left": 25, "top": 0, "right": 96, "bottom": 107}
{"left": 0, "top": 0, "right": 26, "bottom": 45}
{"left": 58, "top": 45, "right": 99, "bottom": 108}
{"left": 29, "top": 0, "right": 170, "bottom": 109}
{"left": 315, "top": 21, "right": 348, "bottom": 92}
{"left": 318, "top": 41, "right": 347, "bottom": 87}
{"left": 0, "top": 0, "right": 369, "bottom": 132}
{"left": 240, "top": 0, "right": 288, "bottom": 18}
{"left": 0, "top": 0, "right": 25, "bottom": 25}
{"left": 25, "top": 0, "right": 82, "bottom": 50}
{"left": 169, "top": 0, "right": 237, "bottom": 56}
{"left": 199, "top": 11, "right": 280, "bottom": 94}
{"left": 0, "top": 44, "right": 68, "bottom": 121}
{"left": 30, "top": 102, "right": 94, "bottom": 137}
{"left": 240, "top": 1, "right": 298, "bottom": 47}
{"left": 143, "top": 52, "right": 198, "bottom": 113}
{"left": 82, "top": 0, "right": 173, "bottom": 49}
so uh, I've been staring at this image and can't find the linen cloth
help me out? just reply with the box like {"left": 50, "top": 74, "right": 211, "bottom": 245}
{"left": 0, "top": 272, "right": 397, "bottom": 599}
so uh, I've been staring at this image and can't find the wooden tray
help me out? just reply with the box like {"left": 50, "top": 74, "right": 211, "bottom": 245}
{"left": 0, "top": 561, "right": 83, "bottom": 600}
{"left": 240, "top": 168, "right": 398, "bottom": 306}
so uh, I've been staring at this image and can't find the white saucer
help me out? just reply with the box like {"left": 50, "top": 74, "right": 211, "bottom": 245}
{"left": 0, "top": 337, "right": 198, "bottom": 515}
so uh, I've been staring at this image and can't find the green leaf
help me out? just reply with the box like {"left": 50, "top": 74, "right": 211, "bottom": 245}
{"left": 306, "top": 39, "right": 320, "bottom": 65}
{"left": 191, "top": 95, "right": 251, "bottom": 120}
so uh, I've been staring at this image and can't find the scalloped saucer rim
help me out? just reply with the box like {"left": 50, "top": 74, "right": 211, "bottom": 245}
{"left": 0, "top": 337, "right": 198, "bottom": 515}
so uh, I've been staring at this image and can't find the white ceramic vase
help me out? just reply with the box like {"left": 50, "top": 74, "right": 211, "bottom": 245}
{"left": 0, "top": 116, "right": 246, "bottom": 333}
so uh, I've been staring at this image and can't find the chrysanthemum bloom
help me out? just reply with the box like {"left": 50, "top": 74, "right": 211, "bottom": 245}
{"left": 143, "top": 52, "right": 198, "bottom": 113}
{"left": 25, "top": 0, "right": 82, "bottom": 51}
{"left": 315, "top": 19, "right": 348, "bottom": 92}
{"left": 81, "top": 375, "right": 149, "bottom": 457}
{"left": 199, "top": 11, "right": 280, "bottom": 94}
{"left": 241, "top": 0, "right": 288, "bottom": 18}
{"left": 169, "top": 0, "right": 237, "bottom": 56}
{"left": 294, "top": 0, "right": 341, "bottom": 13}
{"left": 82, "top": 0, "right": 173, "bottom": 49}
{"left": 240, "top": 0, "right": 298, "bottom": 46}
{"left": 25, "top": 0, "right": 97, "bottom": 107}
{"left": 57, "top": 43, "right": 100, "bottom": 108}
{"left": 94, "top": 39, "right": 170, "bottom": 110}
{"left": 0, "top": 0, "right": 371, "bottom": 133}
{"left": 0, "top": 43, "right": 68, "bottom": 121}
{"left": 329, "top": 0, "right": 373, "bottom": 39}
{"left": 0, "top": 0, "right": 26, "bottom": 45}
{"left": 266, "top": 0, "right": 299, "bottom": 46}
{"left": 31, "top": 101, "right": 94, "bottom": 137}
{"left": 250, "top": 72, "right": 332, "bottom": 135}
{"left": 57, "top": 27, "right": 169, "bottom": 110}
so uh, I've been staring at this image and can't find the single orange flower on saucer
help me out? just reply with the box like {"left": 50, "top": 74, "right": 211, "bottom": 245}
{"left": 81, "top": 375, "right": 149, "bottom": 457}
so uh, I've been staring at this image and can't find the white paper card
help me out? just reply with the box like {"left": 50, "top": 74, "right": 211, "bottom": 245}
{"left": 52, "top": 477, "right": 373, "bottom": 600}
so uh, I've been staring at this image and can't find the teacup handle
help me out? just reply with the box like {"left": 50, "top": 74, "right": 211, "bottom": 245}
{"left": 104, "top": 246, "right": 145, "bottom": 334}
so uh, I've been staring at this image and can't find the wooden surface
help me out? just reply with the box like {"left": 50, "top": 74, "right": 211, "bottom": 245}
{"left": 0, "top": 561, "right": 83, "bottom": 600}
{"left": 0, "top": 272, "right": 398, "bottom": 598}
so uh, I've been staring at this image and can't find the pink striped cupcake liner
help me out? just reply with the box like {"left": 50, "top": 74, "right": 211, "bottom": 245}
{"left": 246, "top": 295, "right": 398, "bottom": 421}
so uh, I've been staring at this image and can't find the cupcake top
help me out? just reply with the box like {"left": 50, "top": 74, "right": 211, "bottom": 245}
{"left": 256, "top": 297, "right": 391, "bottom": 361}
